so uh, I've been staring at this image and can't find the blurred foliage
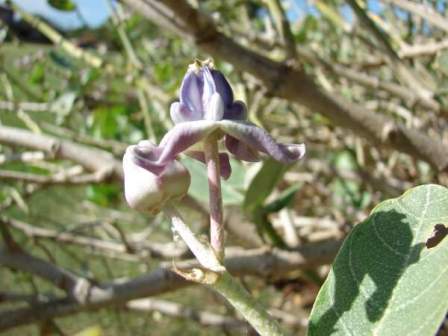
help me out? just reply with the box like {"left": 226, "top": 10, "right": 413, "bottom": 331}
{"left": 1, "top": 0, "right": 448, "bottom": 334}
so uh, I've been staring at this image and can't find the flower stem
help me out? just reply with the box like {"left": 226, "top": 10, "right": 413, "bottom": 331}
{"left": 203, "top": 134, "right": 224, "bottom": 261}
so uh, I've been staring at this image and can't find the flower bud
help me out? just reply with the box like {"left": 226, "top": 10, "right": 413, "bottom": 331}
{"left": 123, "top": 141, "right": 190, "bottom": 214}
{"left": 171, "top": 60, "right": 240, "bottom": 124}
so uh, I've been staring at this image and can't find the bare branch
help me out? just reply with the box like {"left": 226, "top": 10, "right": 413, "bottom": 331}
{"left": 0, "top": 125, "right": 122, "bottom": 179}
{"left": 263, "top": 0, "right": 297, "bottom": 59}
{"left": 347, "top": 0, "right": 433, "bottom": 100}
{"left": 0, "top": 239, "right": 340, "bottom": 331}
{"left": 382, "top": 0, "right": 448, "bottom": 33}
{"left": 126, "top": 298, "right": 248, "bottom": 330}
{"left": 3, "top": 216, "right": 189, "bottom": 260}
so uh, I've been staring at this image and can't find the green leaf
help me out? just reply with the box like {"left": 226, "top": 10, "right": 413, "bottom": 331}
{"left": 243, "top": 159, "right": 289, "bottom": 211}
{"left": 264, "top": 184, "right": 300, "bottom": 213}
{"left": 86, "top": 184, "right": 120, "bottom": 207}
{"left": 243, "top": 159, "right": 292, "bottom": 247}
{"left": 253, "top": 206, "right": 287, "bottom": 248}
{"left": 308, "top": 184, "right": 448, "bottom": 336}
{"left": 47, "top": 0, "right": 77, "bottom": 11}
{"left": 180, "top": 157, "right": 244, "bottom": 205}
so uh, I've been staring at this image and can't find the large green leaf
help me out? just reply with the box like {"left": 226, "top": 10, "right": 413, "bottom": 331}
{"left": 308, "top": 184, "right": 448, "bottom": 336}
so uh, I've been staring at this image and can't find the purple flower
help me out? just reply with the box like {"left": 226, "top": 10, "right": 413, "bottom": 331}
{"left": 164, "top": 61, "right": 304, "bottom": 176}
{"left": 124, "top": 60, "right": 305, "bottom": 197}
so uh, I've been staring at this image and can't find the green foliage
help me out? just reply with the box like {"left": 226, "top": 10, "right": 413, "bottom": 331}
{"left": 47, "top": 0, "right": 77, "bottom": 11}
{"left": 243, "top": 160, "right": 299, "bottom": 247}
{"left": 181, "top": 157, "right": 245, "bottom": 205}
{"left": 308, "top": 184, "right": 448, "bottom": 336}
{"left": 243, "top": 159, "right": 288, "bottom": 211}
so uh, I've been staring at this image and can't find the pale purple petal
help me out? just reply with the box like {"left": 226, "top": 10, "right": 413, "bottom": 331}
{"left": 158, "top": 120, "right": 219, "bottom": 164}
{"left": 170, "top": 102, "right": 200, "bottom": 124}
{"left": 180, "top": 70, "right": 204, "bottom": 117}
{"left": 186, "top": 151, "right": 232, "bottom": 180}
{"left": 219, "top": 120, "right": 306, "bottom": 163}
{"left": 225, "top": 135, "right": 260, "bottom": 162}
{"left": 123, "top": 144, "right": 190, "bottom": 213}
{"left": 131, "top": 141, "right": 166, "bottom": 175}
{"left": 202, "top": 67, "right": 217, "bottom": 111}
{"left": 224, "top": 101, "right": 247, "bottom": 120}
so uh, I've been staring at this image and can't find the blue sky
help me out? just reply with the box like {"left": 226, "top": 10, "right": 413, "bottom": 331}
{"left": 2, "top": 0, "right": 361, "bottom": 31}
{"left": 1, "top": 0, "right": 441, "bottom": 32}
{"left": 0, "top": 0, "right": 113, "bottom": 30}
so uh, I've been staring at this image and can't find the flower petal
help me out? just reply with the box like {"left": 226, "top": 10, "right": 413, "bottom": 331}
{"left": 202, "top": 66, "right": 217, "bottom": 111}
{"left": 186, "top": 150, "right": 232, "bottom": 180}
{"left": 224, "top": 100, "right": 247, "bottom": 120}
{"left": 211, "top": 69, "right": 233, "bottom": 107}
{"left": 158, "top": 120, "right": 219, "bottom": 164}
{"left": 132, "top": 141, "right": 166, "bottom": 175}
{"left": 225, "top": 135, "right": 260, "bottom": 162}
{"left": 204, "top": 93, "right": 224, "bottom": 121}
{"left": 180, "top": 70, "right": 204, "bottom": 118}
{"left": 123, "top": 144, "right": 190, "bottom": 214}
{"left": 219, "top": 120, "right": 306, "bottom": 163}
{"left": 170, "top": 102, "right": 199, "bottom": 124}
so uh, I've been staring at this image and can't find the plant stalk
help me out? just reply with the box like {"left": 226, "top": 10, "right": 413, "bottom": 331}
{"left": 164, "top": 207, "right": 286, "bottom": 336}
{"left": 213, "top": 271, "right": 286, "bottom": 336}
{"left": 203, "top": 134, "right": 224, "bottom": 261}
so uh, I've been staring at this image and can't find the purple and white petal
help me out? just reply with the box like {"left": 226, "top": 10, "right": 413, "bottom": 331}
{"left": 225, "top": 135, "right": 260, "bottom": 162}
{"left": 204, "top": 93, "right": 225, "bottom": 121}
{"left": 186, "top": 150, "right": 232, "bottom": 180}
{"left": 219, "top": 120, "right": 305, "bottom": 163}
{"left": 180, "top": 70, "right": 204, "bottom": 118}
{"left": 202, "top": 67, "right": 217, "bottom": 111}
{"left": 170, "top": 102, "right": 199, "bottom": 124}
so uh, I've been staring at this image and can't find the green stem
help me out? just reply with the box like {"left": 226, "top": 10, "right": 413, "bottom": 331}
{"left": 164, "top": 206, "right": 287, "bottom": 335}
{"left": 212, "top": 272, "right": 287, "bottom": 336}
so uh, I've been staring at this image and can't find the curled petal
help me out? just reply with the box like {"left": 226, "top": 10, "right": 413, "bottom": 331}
{"left": 158, "top": 120, "right": 219, "bottom": 164}
{"left": 219, "top": 120, "right": 306, "bottom": 163}
{"left": 186, "top": 150, "right": 232, "bottom": 180}
{"left": 123, "top": 144, "right": 190, "bottom": 214}
{"left": 225, "top": 135, "right": 259, "bottom": 162}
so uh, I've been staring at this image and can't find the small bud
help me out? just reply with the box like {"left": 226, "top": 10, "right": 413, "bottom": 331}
{"left": 123, "top": 141, "right": 190, "bottom": 214}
